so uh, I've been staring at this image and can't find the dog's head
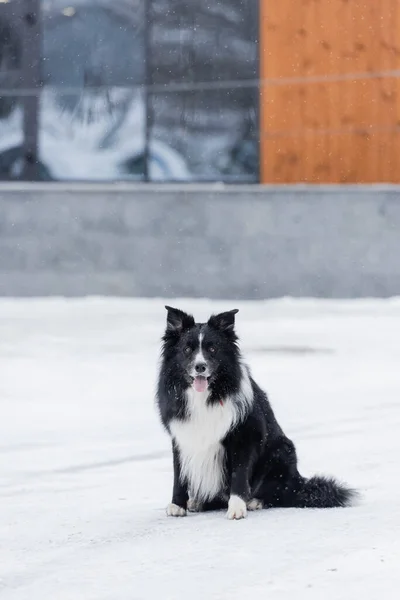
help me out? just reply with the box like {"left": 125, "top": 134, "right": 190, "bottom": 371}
{"left": 163, "top": 306, "right": 240, "bottom": 392}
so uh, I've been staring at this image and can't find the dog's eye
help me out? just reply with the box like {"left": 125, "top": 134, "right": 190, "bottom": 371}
{"left": 184, "top": 346, "right": 192, "bottom": 355}
{"left": 209, "top": 346, "right": 216, "bottom": 354}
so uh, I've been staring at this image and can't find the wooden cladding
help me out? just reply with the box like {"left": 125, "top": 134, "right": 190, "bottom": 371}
{"left": 260, "top": 0, "right": 400, "bottom": 183}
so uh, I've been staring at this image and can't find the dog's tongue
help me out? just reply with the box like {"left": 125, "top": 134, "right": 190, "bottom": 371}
{"left": 194, "top": 376, "right": 208, "bottom": 392}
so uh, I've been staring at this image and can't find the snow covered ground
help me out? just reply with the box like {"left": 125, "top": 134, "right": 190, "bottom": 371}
{"left": 0, "top": 298, "right": 399, "bottom": 599}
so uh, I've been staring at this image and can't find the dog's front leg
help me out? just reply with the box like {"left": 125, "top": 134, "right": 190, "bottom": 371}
{"left": 166, "top": 441, "right": 188, "bottom": 517}
{"left": 226, "top": 444, "right": 254, "bottom": 520}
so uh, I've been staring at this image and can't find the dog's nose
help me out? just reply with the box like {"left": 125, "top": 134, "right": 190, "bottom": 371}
{"left": 195, "top": 363, "right": 207, "bottom": 374}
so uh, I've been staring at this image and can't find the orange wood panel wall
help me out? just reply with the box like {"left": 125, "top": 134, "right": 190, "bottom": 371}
{"left": 260, "top": 0, "right": 400, "bottom": 183}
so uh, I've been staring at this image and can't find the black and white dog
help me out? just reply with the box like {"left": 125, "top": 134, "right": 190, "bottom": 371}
{"left": 156, "top": 306, "right": 355, "bottom": 520}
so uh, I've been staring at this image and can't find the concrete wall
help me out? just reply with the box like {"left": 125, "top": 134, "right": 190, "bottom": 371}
{"left": 0, "top": 183, "right": 399, "bottom": 298}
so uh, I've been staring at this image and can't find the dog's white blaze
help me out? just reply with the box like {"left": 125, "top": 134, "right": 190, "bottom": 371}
{"left": 170, "top": 364, "right": 254, "bottom": 502}
{"left": 193, "top": 332, "right": 205, "bottom": 366}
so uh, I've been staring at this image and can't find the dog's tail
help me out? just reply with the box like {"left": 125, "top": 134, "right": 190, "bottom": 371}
{"left": 293, "top": 475, "right": 356, "bottom": 508}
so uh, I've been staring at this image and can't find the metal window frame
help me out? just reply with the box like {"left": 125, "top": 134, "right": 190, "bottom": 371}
{"left": 0, "top": 0, "right": 41, "bottom": 181}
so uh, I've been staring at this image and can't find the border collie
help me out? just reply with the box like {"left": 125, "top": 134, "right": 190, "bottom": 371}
{"left": 156, "top": 306, "right": 355, "bottom": 520}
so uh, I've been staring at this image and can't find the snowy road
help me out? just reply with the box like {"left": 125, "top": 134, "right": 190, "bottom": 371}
{"left": 0, "top": 298, "right": 399, "bottom": 599}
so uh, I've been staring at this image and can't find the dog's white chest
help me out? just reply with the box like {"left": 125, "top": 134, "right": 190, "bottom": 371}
{"left": 170, "top": 389, "right": 237, "bottom": 501}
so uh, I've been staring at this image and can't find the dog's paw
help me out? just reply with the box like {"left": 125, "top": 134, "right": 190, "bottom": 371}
{"left": 187, "top": 498, "right": 202, "bottom": 512}
{"left": 227, "top": 495, "right": 247, "bottom": 520}
{"left": 166, "top": 503, "right": 186, "bottom": 517}
{"left": 247, "top": 498, "right": 263, "bottom": 511}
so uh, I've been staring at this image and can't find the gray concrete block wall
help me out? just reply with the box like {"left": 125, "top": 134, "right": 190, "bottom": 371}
{"left": 0, "top": 183, "right": 399, "bottom": 298}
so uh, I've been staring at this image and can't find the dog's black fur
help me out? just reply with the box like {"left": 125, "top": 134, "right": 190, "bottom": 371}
{"left": 156, "top": 306, "right": 355, "bottom": 518}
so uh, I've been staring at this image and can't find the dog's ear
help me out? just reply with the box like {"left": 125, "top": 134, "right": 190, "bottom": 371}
{"left": 165, "top": 306, "right": 195, "bottom": 334}
{"left": 208, "top": 309, "right": 239, "bottom": 333}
